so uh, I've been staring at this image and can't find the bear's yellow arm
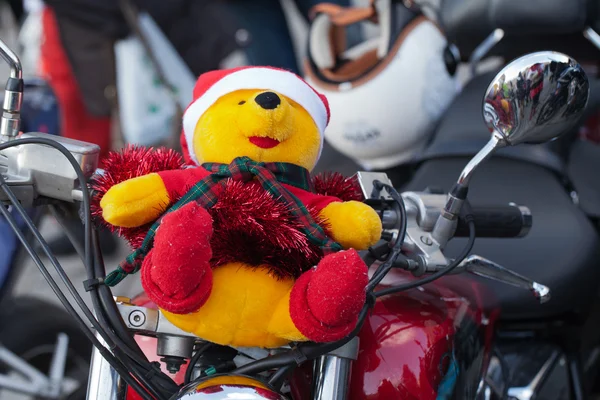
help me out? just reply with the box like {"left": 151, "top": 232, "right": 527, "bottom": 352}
{"left": 100, "top": 173, "right": 170, "bottom": 228}
{"left": 319, "top": 201, "right": 382, "bottom": 250}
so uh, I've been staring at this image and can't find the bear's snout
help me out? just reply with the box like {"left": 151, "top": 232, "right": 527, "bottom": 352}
{"left": 255, "top": 91, "right": 281, "bottom": 110}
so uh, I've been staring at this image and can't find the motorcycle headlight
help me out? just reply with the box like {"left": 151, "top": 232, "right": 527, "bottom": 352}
{"left": 173, "top": 374, "right": 286, "bottom": 400}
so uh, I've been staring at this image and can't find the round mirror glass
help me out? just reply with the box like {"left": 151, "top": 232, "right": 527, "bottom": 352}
{"left": 483, "top": 51, "right": 589, "bottom": 145}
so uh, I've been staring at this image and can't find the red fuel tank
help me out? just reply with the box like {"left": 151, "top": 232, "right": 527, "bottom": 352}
{"left": 290, "top": 271, "right": 499, "bottom": 400}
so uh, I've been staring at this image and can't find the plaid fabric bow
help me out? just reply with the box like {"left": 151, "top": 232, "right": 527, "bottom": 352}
{"left": 104, "top": 156, "right": 342, "bottom": 286}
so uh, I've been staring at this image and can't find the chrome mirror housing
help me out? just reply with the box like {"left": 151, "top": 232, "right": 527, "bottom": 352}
{"left": 483, "top": 51, "right": 589, "bottom": 146}
{"left": 432, "top": 51, "right": 590, "bottom": 247}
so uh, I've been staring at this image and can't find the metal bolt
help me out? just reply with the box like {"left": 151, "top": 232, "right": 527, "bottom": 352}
{"left": 420, "top": 235, "right": 433, "bottom": 246}
{"left": 160, "top": 356, "right": 186, "bottom": 374}
{"left": 129, "top": 310, "right": 146, "bottom": 327}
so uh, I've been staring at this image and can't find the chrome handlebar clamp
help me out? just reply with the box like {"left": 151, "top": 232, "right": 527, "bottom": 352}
{"left": 0, "top": 132, "right": 100, "bottom": 206}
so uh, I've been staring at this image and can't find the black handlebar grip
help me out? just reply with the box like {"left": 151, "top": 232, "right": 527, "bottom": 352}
{"left": 455, "top": 204, "right": 532, "bottom": 238}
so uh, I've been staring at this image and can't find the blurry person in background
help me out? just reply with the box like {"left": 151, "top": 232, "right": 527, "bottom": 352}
{"left": 4, "top": 0, "right": 24, "bottom": 21}
{"left": 225, "top": 0, "right": 360, "bottom": 74}
{"left": 37, "top": 0, "right": 242, "bottom": 155}
{"left": 0, "top": 0, "right": 25, "bottom": 22}
{"left": 36, "top": 0, "right": 123, "bottom": 255}
{"left": 30, "top": 0, "right": 242, "bottom": 256}
{"left": 39, "top": 1, "right": 116, "bottom": 160}
{"left": 133, "top": 1, "right": 242, "bottom": 75}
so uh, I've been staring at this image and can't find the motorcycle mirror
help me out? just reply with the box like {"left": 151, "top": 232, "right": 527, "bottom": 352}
{"left": 457, "top": 51, "right": 589, "bottom": 188}
{"left": 483, "top": 51, "right": 589, "bottom": 147}
{"left": 432, "top": 51, "right": 589, "bottom": 248}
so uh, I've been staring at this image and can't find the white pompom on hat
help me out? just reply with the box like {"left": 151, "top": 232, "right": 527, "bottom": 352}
{"left": 181, "top": 66, "right": 331, "bottom": 165}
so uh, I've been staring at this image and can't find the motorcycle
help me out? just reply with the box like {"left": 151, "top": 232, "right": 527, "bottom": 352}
{"left": 0, "top": 34, "right": 593, "bottom": 400}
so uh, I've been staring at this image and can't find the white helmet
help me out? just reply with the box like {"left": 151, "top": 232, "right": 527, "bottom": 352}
{"left": 304, "top": 0, "right": 460, "bottom": 170}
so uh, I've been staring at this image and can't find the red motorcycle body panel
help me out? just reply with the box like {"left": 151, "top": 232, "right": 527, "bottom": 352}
{"left": 290, "top": 271, "right": 499, "bottom": 400}
{"left": 128, "top": 271, "right": 498, "bottom": 400}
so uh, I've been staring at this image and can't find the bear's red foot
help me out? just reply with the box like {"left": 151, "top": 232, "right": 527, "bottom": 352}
{"left": 141, "top": 202, "right": 213, "bottom": 314}
{"left": 290, "top": 249, "right": 369, "bottom": 342}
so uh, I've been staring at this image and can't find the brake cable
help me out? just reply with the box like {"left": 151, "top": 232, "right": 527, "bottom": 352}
{"left": 0, "top": 138, "right": 178, "bottom": 399}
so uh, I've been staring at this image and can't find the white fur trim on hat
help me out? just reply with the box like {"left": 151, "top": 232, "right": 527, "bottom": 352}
{"left": 183, "top": 67, "right": 328, "bottom": 164}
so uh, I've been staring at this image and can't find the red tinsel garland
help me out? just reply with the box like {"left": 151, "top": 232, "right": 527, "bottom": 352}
{"left": 311, "top": 172, "right": 364, "bottom": 202}
{"left": 90, "top": 147, "right": 365, "bottom": 278}
{"left": 208, "top": 179, "right": 323, "bottom": 279}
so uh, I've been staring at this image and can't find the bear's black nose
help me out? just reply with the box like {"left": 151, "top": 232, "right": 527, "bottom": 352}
{"left": 255, "top": 92, "right": 281, "bottom": 110}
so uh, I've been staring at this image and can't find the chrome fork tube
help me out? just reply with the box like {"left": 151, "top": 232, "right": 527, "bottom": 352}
{"left": 86, "top": 334, "right": 126, "bottom": 400}
{"left": 312, "top": 355, "right": 353, "bottom": 400}
{"left": 312, "top": 337, "right": 360, "bottom": 400}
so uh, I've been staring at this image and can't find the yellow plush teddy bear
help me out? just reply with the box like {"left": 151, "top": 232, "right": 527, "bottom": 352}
{"left": 100, "top": 66, "right": 382, "bottom": 348}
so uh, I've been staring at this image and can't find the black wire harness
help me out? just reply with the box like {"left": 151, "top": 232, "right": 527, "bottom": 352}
{"left": 0, "top": 137, "right": 178, "bottom": 400}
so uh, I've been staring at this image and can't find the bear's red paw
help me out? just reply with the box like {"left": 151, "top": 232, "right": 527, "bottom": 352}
{"left": 290, "top": 249, "right": 368, "bottom": 342}
{"left": 141, "top": 202, "right": 214, "bottom": 314}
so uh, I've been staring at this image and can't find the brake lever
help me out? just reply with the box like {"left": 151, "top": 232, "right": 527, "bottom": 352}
{"left": 456, "top": 255, "right": 551, "bottom": 304}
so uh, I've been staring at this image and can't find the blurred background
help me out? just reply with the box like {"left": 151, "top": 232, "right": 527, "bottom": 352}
{"left": 2, "top": 0, "right": 600, "bottom": 398}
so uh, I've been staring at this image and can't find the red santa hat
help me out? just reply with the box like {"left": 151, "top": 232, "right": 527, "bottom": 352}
{"left": 181, "top": 66, "right": 331, "bottom": 165}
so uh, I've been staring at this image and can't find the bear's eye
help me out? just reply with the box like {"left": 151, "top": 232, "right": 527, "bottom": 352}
{"left": 238, "top": 101, "right": 246, "bottom": 105}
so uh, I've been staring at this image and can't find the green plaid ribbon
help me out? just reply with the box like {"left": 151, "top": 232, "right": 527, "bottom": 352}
{"left": 104, "top": 156, "right": 342, "bottom": 286}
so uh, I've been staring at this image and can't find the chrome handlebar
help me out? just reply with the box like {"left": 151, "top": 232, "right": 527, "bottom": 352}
{"left": 355, "top": 171, "right": 550, "bottom": 304}
{"left": 0, "top": 36, "right": 23, "bottom": 141}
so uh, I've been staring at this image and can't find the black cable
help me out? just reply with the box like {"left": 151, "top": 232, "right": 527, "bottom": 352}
{"left": 88, "top": 213, "right": 177, "bottom": 395}
{"left": 1, "top": 170, "right": 168, "bottom": 398}
{"left": 374, "top": 181, "right": 408, "bottom": 247}
{"left": 231, "top": 305, "right": 370, "bottom": 376}
{"left": 0, "top": 138, "right": 173, "bottom": 398}
{"left": 184, "top": 343, "right": 213, "bottom": 384}
{"left": 366, "top": 181, "right": 407, "bottom": 291}
{"left": 48, "top": 204, "right": 85, "bottom": 261}
{"left": 53, "top": 138, "right": 175, "bottom": 395}
{"left": 90, "top": 229, "right": 176, "bottom": 399}
{"left": 374, "top": 218, "right": 476, "bottom": 298}
{"left": 367, "top": 249, "right": 401, "bottom": 292}
{"left": 268, "top": 364, "right": 295, "bottom": 390}
{"left": 0, "top": 199, "right": 155, "bottom": 400}
{"left": 367, "top": 250, "right": 410, "bottom": 292}
{"left": 91, "top": 230, "right": 153, "bottom": 364}
{"left": 0, "top": 138, "right": 93, "bottom": 315}
{"left": 0, "top": 173, "right": 116, "bottom": 346}
{"left": 90, "top": 226, "right": 179, "bottom": 395}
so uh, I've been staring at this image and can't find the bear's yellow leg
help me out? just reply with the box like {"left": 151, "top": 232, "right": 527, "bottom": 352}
{"left": 268, "top": 290, "right": 308, "bottom": 342}
{"left": 161, "top": 262, "right": 302, "bottom": 348}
